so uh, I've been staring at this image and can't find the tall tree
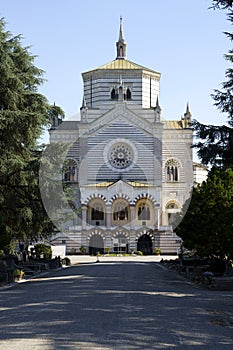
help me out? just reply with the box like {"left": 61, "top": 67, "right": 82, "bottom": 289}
{"left": 0, "top": 18, "right": 64, "bottom": 243}
{"left": 176, "top": 168, "right": 233, "bottom": 261}
{"left": 193, "top": 1, "right": 233, "bottom": 168}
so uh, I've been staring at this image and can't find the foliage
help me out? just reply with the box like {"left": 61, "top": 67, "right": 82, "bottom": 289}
{"left": 211, "top": 1, "right": 233, "bottom": 9}
{"left": 34, "top": 243, "right": 52, "bottom": 259}
{"left": 13, "top": 268, "right": 24, "bottom": 278}
{"left": 39, "top": 141, "right": 78, "bottom": 231}
{"left": 154, "top": 248, "right": 162, "bottom": 255}
{"left": 0, "top": 215, "right": 12, "bottom": 254}
{"left": 80, "top": 246, "right": 86, "bottom": 254}
{"left": 0, "top": 18, "right": 64, "bottom": 243}
{"left": 193, "top": 1, "right": 233, "bottom": 168}
{"left": 176, "top": 168, "right": 233, "bottom": 261}
{"left": 137, "top": 250, "right": 143, "bottom": 256}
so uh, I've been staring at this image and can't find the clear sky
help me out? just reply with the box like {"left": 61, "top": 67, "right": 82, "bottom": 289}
{"left": 0, "top": 0, "right": 231, "bottom": 141}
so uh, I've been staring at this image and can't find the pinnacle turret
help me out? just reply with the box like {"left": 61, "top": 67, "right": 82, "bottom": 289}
{"left": 116, "top": 17, "right": 126, "bottom": 59}
{"left": 154, "top": 96, "right": 162, "bottom": 122}
{"left": 183, "top": 102, "right": 192, "bottom": 127}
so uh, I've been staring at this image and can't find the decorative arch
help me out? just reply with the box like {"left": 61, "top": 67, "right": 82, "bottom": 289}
{"left": 165, "top": 200, "right": 181, "bottom": 210}
{"left": 136, "top": 229, "right": 154, "bottom": 240}
{"left": 136, "top": 230, "right": 154, "bottom": 255}
{"left": 165, "top": 158, "right": 181, "bottom": 182}
{"left": 112, "top": 230, "right": 130, "bottom": 239}
{"left": 132, "top": 193, "right": 157, "bottom": 206}
{"left": 87, "top": 230, "right": 105, "bottom": 255}
{"left": 112, "top": 230, "right": 130, "bottom": 254}
{"left": 87, "top": 230, "right": 106, "bottom": 241}
{"left": 109, "top": 193, "right": 131, "bottom": 204}
{"left": 83, "top": 193, "right": 108, "bottom": 206}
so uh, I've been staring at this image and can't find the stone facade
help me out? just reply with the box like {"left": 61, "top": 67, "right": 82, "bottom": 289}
{"left": 48, "top": 20, "right": 193, "bottom": 255}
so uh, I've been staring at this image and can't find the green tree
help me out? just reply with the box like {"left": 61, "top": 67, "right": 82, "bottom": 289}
{"left": 176, "top": 168, "right": 233, "bottom": 261}
{"left": 0, "top": 215, "right": 12, "bottom": 254}
{"left": 0, "top": 18, "right": 64, "bottom": 243}
{"left": 193, "top": 1, "right": 233, "bottom": 168}
{"left": 34, "top": 243, "right": 52, "bottom": 259}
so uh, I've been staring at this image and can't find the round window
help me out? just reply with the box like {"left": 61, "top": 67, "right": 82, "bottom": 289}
{"left": 108, "top": 143, "right": 133, "bottom": 169}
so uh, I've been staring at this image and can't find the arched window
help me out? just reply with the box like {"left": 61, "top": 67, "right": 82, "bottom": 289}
{"left": 120, "top": 46, "right": 123, "bottom": 57}
{"left": 112, "top": 200, "right": 129, "bottom": 224}
{"left": 63, "top": 159, "right": 77, "bottom": 182}
{"left": 118, "top": 86, "right": 123, "bottom": 101}
{"left": 91, "top": 206, "right": 104, "bottom": 221}
{"left": 165, "top": 159, "right": 180, "bottom": 182}
{"left": 126, "top": 88, "right": 131, "bottom": 100}
{"left": 166, "top": 203, "right": 178, "bottom": 209}
{"left": 138, "top": 202, "right": 150, "bottom": 220}
{"left": 111, "top": 88, "right": 116, "bottom": 100}
{"left": 88, "top": 199, "right": 105, "bottom": 226}
{"left": 166, "top": 201, "right": 180, "bottom": 226}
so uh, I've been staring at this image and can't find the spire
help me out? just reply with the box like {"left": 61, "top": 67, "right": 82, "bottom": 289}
{"left": 80, "top": 96, "right": 88, "bottom": 122}
{"left": 154, "top": 96, "right": 162, "bottom": 122}
{"left": 155, "top": 96, "right": 160, "bottom": 109}
{"left": 116, "top": 17, "right": 126, "bottom": 60}
{"left": 185, "top": 102, "right": 191, "bottom": 115}
{"left": 183, "top": 102, "right": 192, "bottom": 127}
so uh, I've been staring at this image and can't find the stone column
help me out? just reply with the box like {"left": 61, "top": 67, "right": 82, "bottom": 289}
{"left": 129, "top": 231, "right": 137, "bottom": 252}
{"left": 106, "top": 206, "right": 112, "bottom": 228}
{"left": 82, "top": 205, "right": 87, "bottom": 229}
{"left": 161, "top": 211, "right": 168, "bottom": 226}
{"left": 130, "top": 205, "right": 135, "bottom": 228}
{"left": 154, "top": 205, "right": 160, "bottom": 230}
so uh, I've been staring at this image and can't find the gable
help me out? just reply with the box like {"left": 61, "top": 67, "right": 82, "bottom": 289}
{"left": 82, "top": 103, "right": 155, "bottom": 138}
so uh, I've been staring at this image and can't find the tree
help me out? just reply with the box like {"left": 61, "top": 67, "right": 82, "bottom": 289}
{"left": 0, "top": 18, "right": 64, "bottom": 243}
{"left": 176, "top": 168, "right": 233, "bottom": 261}
{"left": 193, "top": 1, "right": 233, "bottom": 168}
{"left": 34, "top": 243, "right": 52, "bottom": 259}
{"left": 0, "top": 215, "right": 12, "bottom": 254}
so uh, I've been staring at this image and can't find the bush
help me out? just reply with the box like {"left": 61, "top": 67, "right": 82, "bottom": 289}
{"left": 80, "top": 246, "right": 86, "bottom": 255}
{"left": 137, "top": 251, "right": 143, "bottom": 256}
{"left": 154, "top": 248, "right": 162, "bottom": 255}
{"left": 34, "top": 244, "right": 52, "bottom": 259}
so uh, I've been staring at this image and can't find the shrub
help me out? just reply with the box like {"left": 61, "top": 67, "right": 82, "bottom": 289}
{"left": 137, "top": 251, "right": 143, "bottom": 256}
{"left": 34, "top": 244, "right": 52, "bottom": 259}
{"left": 154, "top": 248, "right": 162, "bottom": 255}
{"left": 80, "top": 246, "right": 86, "bottom": 254}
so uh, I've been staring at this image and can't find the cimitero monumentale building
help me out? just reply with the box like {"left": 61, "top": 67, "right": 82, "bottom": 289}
{"left": 49, "top": 19, "right": 193, "bottom": 255}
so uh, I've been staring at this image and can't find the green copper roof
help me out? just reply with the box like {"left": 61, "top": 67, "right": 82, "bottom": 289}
{"left": 83, "top": 59, "right": 160, "bottom": 76}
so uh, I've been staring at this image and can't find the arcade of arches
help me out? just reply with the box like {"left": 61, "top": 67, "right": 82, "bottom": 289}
{"left": 86, "top": 198, "right": 155, "bottom": 227}
{"left": 87, "top": 233, "right": 153, "bottom": 255}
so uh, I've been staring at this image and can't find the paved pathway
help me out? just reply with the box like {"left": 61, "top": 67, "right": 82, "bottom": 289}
{"left": 0, "top": 260, "right": 233, "bottom": 349}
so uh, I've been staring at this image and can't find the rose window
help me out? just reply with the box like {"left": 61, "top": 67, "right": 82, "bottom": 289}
{"left": 108, "top": 143, "right": 133, "bottom": 169}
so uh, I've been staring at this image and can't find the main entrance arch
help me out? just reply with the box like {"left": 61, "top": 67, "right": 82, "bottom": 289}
{"left": 89, "top": 235, "right": 104, "bottom": 255}
{"left": 137, "top": 234, "right": 152, "bottom": 255}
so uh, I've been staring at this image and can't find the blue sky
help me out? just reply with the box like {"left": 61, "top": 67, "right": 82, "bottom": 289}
{"left": 0, "top": 0, "right": 231, "bottom": 139}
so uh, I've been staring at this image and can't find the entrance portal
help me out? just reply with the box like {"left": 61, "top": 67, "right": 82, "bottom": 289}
{"left": 89, "top": 235, "right": 104, "bottom": 255}
{"left": 137, "top": 234, "right": 152, "bottom": 255}
{"left": 113, "top": 236, "right": 129, "bottom": 254}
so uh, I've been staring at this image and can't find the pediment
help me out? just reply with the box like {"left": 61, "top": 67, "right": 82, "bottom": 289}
{"left": 108, "top": 179, "right": 134, "bottom": 191}
{"left": 83, "top": 103, "right": 154, "bottom": 137}
{"left": 107, "top": 180, "right": 134, "bottom": 203}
